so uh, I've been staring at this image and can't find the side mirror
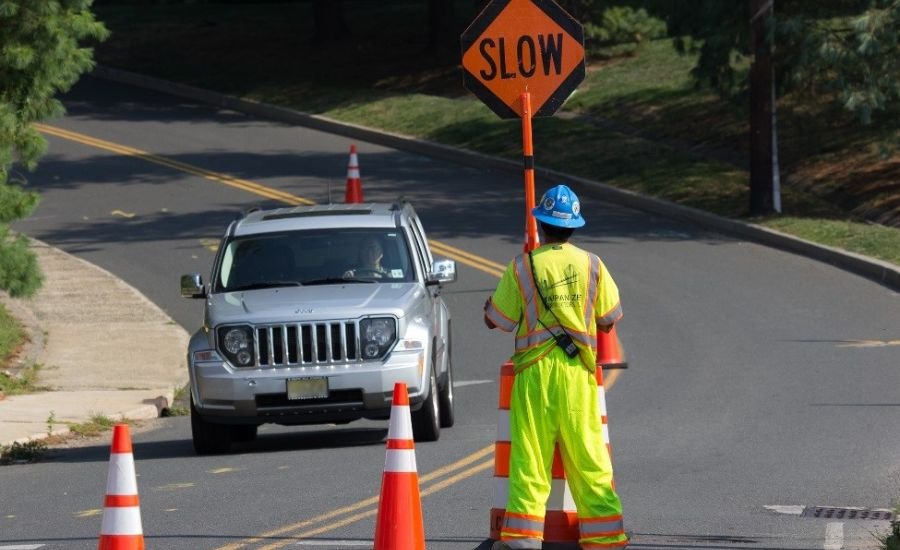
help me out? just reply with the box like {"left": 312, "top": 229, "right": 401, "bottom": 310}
{"left": 426, "top": 259, "right": 457, "bottom": 285}
{"left": 181, "top": 273, "right": 206, "bottom": 299}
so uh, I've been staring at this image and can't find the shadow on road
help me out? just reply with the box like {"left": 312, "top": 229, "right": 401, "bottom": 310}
{"left": 44, "top": 424, "right": 389, "bottom": 464}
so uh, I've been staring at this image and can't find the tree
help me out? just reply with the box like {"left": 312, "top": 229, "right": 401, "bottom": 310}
{"left": 777, "top": 0, "right": 899, "bottom": 127}
{"left": 0, "top": 0, "right": 108, "bottom": 298}
{"left": 665, "top": 0, "right": 899, "bottom": 215}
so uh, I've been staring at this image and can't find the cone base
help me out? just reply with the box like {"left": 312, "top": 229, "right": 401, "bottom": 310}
{"left": 374, "top": 472, "right": 424, "bottom": 550}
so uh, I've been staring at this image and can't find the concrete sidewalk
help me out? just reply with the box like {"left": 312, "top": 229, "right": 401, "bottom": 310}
{"left": 0, "top": 238, "right": 189, "bottom": 447}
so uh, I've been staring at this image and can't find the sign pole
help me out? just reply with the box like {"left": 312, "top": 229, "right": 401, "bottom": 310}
{"left": 521, "top": 92, "right": 539, "bottom": 253}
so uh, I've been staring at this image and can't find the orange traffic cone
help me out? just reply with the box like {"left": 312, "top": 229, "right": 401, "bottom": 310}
{"left": 344, "top": 144, "right": 364, "bottom": 203}
{"left": 596, "top": 326, "right": 627, "bottom": 370}
{"left": 373, "top": 382, "right": 425, "bottom": 550}
{"left": 98, "top": 424, "right": 145, "bottom": 550}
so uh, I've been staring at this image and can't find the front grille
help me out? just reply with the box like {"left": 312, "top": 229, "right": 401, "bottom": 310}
{"left": 255, "top": 322, "right": 359, "bottom": 366}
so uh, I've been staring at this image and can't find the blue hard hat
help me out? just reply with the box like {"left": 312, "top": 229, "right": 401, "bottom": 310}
{"left": 532, "top": 184, "right": 585, "bottom": 228}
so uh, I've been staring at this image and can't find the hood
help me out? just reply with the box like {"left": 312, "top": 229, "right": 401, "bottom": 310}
{"left": 206, "top": 282, "right": 423, "bottom": 326}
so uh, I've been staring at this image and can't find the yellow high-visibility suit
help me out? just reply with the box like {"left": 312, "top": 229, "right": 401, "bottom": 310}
{"left": 485, "top": 242, "right": 628, "bottom": 549}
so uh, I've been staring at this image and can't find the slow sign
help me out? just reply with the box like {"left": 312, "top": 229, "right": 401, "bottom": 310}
{"left": 461, "top": 0, "right": 585, "bottom": 119}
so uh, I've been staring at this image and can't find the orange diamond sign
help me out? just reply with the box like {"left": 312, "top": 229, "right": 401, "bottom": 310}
{"left": 461, "top": 0, "right": 585, "bottom": 119}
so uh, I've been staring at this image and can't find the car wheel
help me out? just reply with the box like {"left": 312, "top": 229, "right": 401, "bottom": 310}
{"left": 412, "top": 369, "right": 440, "bottom": 442}
{"left": 230, "top": 424, "right": 258, "bottom": 443}
{"left": 438, "top": 353, "right": 455, "bottom": 428}
{"left": 190, "top": 396, "right": 233, "bottom": 455}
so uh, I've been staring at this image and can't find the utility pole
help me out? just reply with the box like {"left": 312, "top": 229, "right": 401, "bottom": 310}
{"left": 749, "top": 0, "right": 781, "bottom": 216}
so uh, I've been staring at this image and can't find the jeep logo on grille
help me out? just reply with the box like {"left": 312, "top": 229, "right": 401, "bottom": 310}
{"left": 295, "top": 308, "right": 314, "bottom": 315}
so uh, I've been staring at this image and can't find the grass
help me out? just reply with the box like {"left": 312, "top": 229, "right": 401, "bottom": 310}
{"left": 67, "top": 414, "right": 121, "bottom": 438}
{"left": 0, "top": 362, "right": 42, "bottom": 397}
{"left": 0, "top": 440, "right": 47, "bottom": 465}
{"left": 162, "top": 384, "right": 189, "bottom": 417}
{"left": 0, "top": 414, "right": 139, "bottom": 466}
{"left": 0, "top": 303, "right": 24, "bottom": 371}
{"left": 87, "top": 2, "right": 900, "bottom": 267}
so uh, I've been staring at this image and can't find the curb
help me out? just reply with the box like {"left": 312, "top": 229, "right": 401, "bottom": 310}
{"left": 0, "top": 236, "right": 189, "bottom": 449}
{"left": 90, "top": 66, "right": 900, "bottom": 292}
{"left": 8, "top": 398, "right": 167, "bottom": 447}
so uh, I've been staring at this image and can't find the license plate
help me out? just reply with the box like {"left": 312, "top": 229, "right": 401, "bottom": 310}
{"left": 287, "top": 377, "right": 329, "bottom": 400}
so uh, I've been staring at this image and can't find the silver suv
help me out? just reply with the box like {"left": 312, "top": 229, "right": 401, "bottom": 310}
{"left": 180, "top": 202, "right": 457, "bottom": 454}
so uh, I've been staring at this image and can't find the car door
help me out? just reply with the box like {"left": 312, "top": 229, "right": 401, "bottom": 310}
{"left": 406, "top": 215, "right": 448, "bottom": 382}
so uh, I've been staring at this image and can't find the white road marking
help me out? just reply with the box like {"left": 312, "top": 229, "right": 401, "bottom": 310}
{"left": 454, "top": 379, "right": 494, "bottom": 387}
{"left": 0, "top": 545, "right": 46, "bottom": 549}
{"left": 824, "top": 522, "right": 843, "bottom": 550}
{"left": 838, "top": 339, "right": 900, "bottom": 348}
{"left": 764, "top": 504, "right": 805, "bottom": 515}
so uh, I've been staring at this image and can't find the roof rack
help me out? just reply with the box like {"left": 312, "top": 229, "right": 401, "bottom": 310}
{"left": 238, "top": 206, "right": 261, "bottom": 220}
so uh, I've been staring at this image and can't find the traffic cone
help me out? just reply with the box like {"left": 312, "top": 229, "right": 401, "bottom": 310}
{"left": 98, "top": 424, "right": 144, "bottom": 550}
{"left": 344, "top": 144, "right": 364, "bottom": 203}
{"left": 596, "top": 326, "right": 627, "bottom": 370}
{"left": 373, "top": 382, "right": 425, "bottom": 550}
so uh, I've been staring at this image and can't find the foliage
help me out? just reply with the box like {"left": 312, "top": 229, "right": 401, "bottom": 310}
{"left": 664, "top": 0, "right": 900, "bottom": 135}
{"left": 68, "top": 414, "right": 121, "bottom": 437}
{"left": 0, "top": 302, "right": 24, "bottom": 370}
{"left": 0, "top": 440, "right": 47, "bottom": 465}
{"left": 0, "top": 202, "right": 42, "bottom": 298}
{"left": 778, "top": 0, "right": 900, "bottom": 129}
{"left": 584, "top": 6, "right": 667, "bottom": 58}
{"left": 0, "top": 362, "right": 42, "bottom": 396}
{"left": 0, "top": 0, "right": 108, "bottom": 297}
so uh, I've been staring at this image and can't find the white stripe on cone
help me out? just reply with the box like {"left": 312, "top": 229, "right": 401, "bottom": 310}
{"left": 387, "top": 405, "right": 413, "bottom": 440}
{"left": 597, "top": 386, "right": 608, "bottom": 415}
{"left": 99, "top": 507, "right": 143, "bottom": 535}
{"left": 106, "top": 454, "right": 138, "bottom": 494}
{"left": 547, "top": 478, "right": 576, "bottom": 510}
{"left": 384, "top": 449, "right": 418, "bottom": 473}
{"left": 496, "top": 410, "right": 510, "bottom": 441}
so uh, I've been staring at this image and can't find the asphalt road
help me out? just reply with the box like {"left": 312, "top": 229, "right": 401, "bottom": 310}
{"left": 2, "top": 76, "right": 899, "bottom": 550}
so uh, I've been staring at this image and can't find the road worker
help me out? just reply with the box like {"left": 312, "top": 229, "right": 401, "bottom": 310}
{"left": 484, "top": 184, "right": 628, "bottom": 550}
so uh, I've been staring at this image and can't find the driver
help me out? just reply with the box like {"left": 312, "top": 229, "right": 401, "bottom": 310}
{"left": 344, "top": 236, "right": 388, "bottom": 278}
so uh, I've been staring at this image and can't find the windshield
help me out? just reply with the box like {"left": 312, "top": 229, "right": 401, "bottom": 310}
{"left": 215, "top": 228, "right": 415, "bottom": 292}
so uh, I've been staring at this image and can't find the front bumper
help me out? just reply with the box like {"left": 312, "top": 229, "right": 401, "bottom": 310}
{"left": 189, "top": 349, "right": 427, "bottom": 425}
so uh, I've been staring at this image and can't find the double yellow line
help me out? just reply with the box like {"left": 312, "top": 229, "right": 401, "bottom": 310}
{"left": 219, "top": 445, "right": 495, "bottom": 550}
{"left": 37, "top": 123, "right": 512, "bottom": 278}
{"left": 37, "top": 123, "right": 621, "bottom": 547}
{"left": 35, "top": 124, "right": 314, "bottom": 206}
{"left": 429, "top": 239, "right": 506, "bottom": 278}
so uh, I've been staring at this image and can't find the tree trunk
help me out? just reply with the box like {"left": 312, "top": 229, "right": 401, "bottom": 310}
{"left": 749, "top": 0, "right": 779, "bottom": 216}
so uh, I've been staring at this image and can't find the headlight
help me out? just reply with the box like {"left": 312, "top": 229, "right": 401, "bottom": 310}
{"left": 217, "top": 325, "right": 255, "bottom": 367}
{"left": 359, "top": 317, "right": 396, "bottom": 359}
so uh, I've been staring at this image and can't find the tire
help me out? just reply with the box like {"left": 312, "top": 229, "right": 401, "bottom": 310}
{"left": 412, "top": 369, "right": 440, "bottom": 442}
{"left": 190, "top": 397, "right": 233, "bottom": 455}
{"left": 230, "top": 424, "right": 258, "bottom": 443}
{"left": 438, "top": 351, "right": 455, "bottom": 428}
